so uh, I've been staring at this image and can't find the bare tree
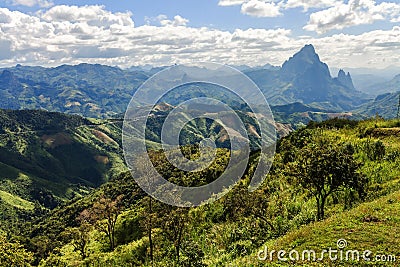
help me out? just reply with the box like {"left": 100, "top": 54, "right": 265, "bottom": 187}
{"left": 85, "top": 195, "right": 123, "bottom": 250}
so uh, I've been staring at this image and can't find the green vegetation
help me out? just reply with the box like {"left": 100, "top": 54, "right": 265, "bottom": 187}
{"left": 1, "top": 110, "right": 400, "bottom": 266}
{"left": 0, "top": 109, "right": 128, "bottom": 238}
{"left": 0, "top": 190, "right": 34, "bottom": 210}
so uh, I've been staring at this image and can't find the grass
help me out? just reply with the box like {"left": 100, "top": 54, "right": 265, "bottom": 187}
{"left": 0, "top": 190, "right": 34, "bottom": 210}
{"left": 233, "top": 190, "right": 400, "bottom": 266}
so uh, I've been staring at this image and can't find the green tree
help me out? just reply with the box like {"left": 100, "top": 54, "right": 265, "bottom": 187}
{"left": 0, "top": 233, "right": 33, "bottom": 267}
{"left": 160, "top": 207, "right": 189, "bottom": 264}
{"left": 63, "top": 210, "right": 92, "bottom": 260}
{"left": 290, "top": 137, "right": 366, "bottom": 221}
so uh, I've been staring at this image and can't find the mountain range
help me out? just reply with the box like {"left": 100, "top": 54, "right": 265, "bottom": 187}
{"left": 0, "top": 44, "right": 398, "bottom": 121}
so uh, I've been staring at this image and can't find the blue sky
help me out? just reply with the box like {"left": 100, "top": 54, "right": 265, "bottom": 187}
{"left": 0, "top": 0, "right": 399, "bottom": 69}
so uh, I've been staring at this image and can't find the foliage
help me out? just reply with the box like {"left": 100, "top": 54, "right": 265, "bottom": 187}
{"left": 2, "top": 116, "right": 400, "bottom": 266}
{"left": 287, "top": 135, "right": 367, "bottom": 220}
{"left": 0, "top": 232, "right": 34, "bottom": 267}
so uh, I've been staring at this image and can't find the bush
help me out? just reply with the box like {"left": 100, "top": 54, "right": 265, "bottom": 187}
{"left": 359, "top": 139, "right": 386, "bottom": 161}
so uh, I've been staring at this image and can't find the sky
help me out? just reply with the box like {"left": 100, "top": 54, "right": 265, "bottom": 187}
{"left": 0, "top": 0, "right": 399, "bottom": 69}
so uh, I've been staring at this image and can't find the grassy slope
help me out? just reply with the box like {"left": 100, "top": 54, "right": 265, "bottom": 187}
{"left": 24, "top": 118, "right": 400, "bottom": 266}
{"left": 234, "top": 190, "right": 400, "bottom": 266}
{"left": 231, "top": 119, "right": 400, "bottom": 266}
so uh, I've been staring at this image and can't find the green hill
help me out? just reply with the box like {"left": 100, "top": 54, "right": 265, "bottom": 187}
{"left": 4, "top": 117, "right": 397, "bottom": 267}
{"left": 234, "top": 190, "right": 400, "bottom": 266}
{"left": 0, "top": 109, "right": 126, "bottom": 215}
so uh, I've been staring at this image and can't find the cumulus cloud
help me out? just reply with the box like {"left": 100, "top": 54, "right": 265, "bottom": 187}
{"left": 144, "top": 14, "right": 189, "bottom": 27}
{"left": 219, "top": 0, "right": 341, "bottom": 16}
{"left": 241, "top": 0, "right": 282, "bottom": 17}
{"left": 41, "top": 5, "right": 134, "bottom": 28}
{"left": 10, "top": 0, "right": 53, "bottom": 8}
{"left": 159, "top": 15, "right": 189, "bottom": 27}
{"left": 0, "top": 5, "right": 399, "bottom": 69}
{"left": 218, "top": 0, "right": 283, "bottom": 17}
{"left": 284, "top": 0, "right": 340, "bottom": 11}
{"left": 304, "top": 0, "right": 400, "bottom": 34}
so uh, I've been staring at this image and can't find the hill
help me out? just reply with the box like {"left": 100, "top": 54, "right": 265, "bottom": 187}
{"left": 234, "top": 190, "right": 400, "bottom": 266}
{"left": 357, "top": 91, "right": 400, "bottom": 119}
{"left": 2, "top": 117, "right": 398, "bottom": 266}
{"left": 0, "top": 109, "right": 125, "bottom": 213}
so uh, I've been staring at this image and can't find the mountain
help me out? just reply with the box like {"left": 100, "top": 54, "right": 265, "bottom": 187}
{"left": 334, "top": 69, "right": 356, "bottom": 91}
{"left": 0, "top": 109, "right": 125, "bottom": 209}
{"left": 359, "top": 74, "right": 400, "bottom": 96}
{"left": 11, "top": 117, "right": 400, "bottom": 266}
{"left": 0, "top": 45, "right": 370, "bottom": 121}
{"left": 0, "top": 64, "right": 150, "bottom": 118}
{"left": 357, "top": 91, "right": 400, "bottom": 118}
{"left": 245, "top": 44, "right": 369, "bottom": 111}
{"left": 330, "top": 66, "right": 400, "bottom": 95}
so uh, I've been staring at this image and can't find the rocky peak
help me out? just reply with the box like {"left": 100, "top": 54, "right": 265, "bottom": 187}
{"left": 336, "top": 69, "right": 356, "bottom": 91}
{"left": 281, "top": 44, "right": 330, "bottom": 78}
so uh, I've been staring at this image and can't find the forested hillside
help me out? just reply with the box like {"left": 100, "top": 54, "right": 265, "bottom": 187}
{"left": 2, "top": 117, "right": 400, "bottom": 266}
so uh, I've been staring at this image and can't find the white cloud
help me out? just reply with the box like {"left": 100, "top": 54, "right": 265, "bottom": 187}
{"left": 159, "top": 15, "right": 189, "bottom": 27}
{"left": 41, "top": 5, "right": 134, "bottom": 28}
{"left": 0, "top": 5, "right": 399, "bottom": 69}
{"left": 241, "top": 0, "right": 282, "bottom": 17}
{"left": 218, "top": 0, "right": 246, "bottom": 6}
{"left": 304, "top": 0, "right": 400, "bottom": 34}
{"left": 284, "top": 0, "right": 340, "bottom": 11}
{"left": 218, "top": 0, "right": 342, "bottom": 16}
{"left": 144, "top": 14, "right": 189, "bottom": 27}
{"left": 10, "top": 0, "right": 53, "bottom": 8}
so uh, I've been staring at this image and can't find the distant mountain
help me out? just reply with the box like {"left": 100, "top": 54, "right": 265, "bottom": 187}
{"left": 351, "top": 74, "right": 390, "bottom": 94}
{"left": 232, "top": 63, "right": 279, "bottom": 72}
{"left": 357, "top": 91, "right": 400, "bottom": 118}
{"left": 0, "top": 45, "right": 371, "bottom": 120}
{"left": 245, "top": 44, "right": 368, "bottom": 111}
{"left": 0, "top": 64, "right": 149, "bottom": 118}
{"left": 359, "top": 74, "right": 400, "bottom": 96}
{"left": 330, "top": 66, "right": 400, "bottom": 95}
{"left": 334, "top": 69, "right": 356, "bottom": 91}
{"left": 331, "top": 66, "right": 400, "bottom": 80}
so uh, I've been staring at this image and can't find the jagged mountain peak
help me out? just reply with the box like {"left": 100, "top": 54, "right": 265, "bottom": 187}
{"left": 298, "top": 44, "right": 317, "bottom": 56}
{"left": 338, "top": 69, "right": 346, "bottom": 77}
{"left": 281, "top": 44, "right": 330, "bottom": 78}
{"left": 286, "top": 44, "right": 319, "bottom": 64}
{"left": 336, "top": 69, "right": 356, "bottom": 91}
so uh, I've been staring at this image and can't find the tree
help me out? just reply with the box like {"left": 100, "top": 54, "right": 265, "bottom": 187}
{"left": 134, "top": 154, "right": 160, "bottom": 265}
{"left": 224, "top": 183, "right": 275, "bottom": 231}
{"left": 85, "top": 195, "right": 123, "bottom": 250}
{"left": 160, "top": 207, "right": 189, "bottom": 264}
{"left": 290, "top": 137, "right": 366, "bottom": 221}
{"left": 63, "top": 210, "right": 92, "bottom": 260}
{"left": 0, "top": 233, "right": 33, "bottom": 267}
